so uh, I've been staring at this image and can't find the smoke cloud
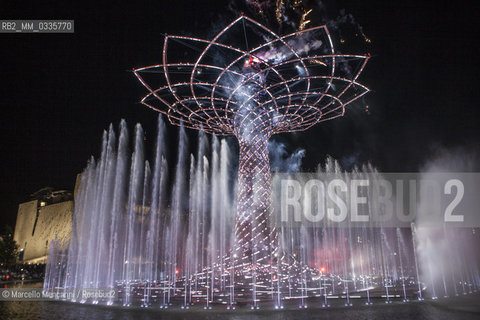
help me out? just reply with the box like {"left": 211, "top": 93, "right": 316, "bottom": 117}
{"left": 415, "top": 146, "right": 480, "bottom": 298}
{"left": 269, "top": 139, "right": 306, "bottom": 172}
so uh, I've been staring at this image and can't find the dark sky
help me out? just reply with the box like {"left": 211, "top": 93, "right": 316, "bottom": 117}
{"left": 1, "top": 0, "right": 479, "bottom": 229}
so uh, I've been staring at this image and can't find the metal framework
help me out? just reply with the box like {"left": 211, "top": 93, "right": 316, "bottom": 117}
{"left": 134, "top": 15, "right": 369, "bottom": 265}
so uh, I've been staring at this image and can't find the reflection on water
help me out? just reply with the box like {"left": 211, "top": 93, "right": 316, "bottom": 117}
{"left": 0, "top": 286, "right": 479, "bottom": 320}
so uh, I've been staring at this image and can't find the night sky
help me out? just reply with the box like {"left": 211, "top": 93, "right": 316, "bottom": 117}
{"left": 1, "top": 0, "right": 479, "bottom": 229}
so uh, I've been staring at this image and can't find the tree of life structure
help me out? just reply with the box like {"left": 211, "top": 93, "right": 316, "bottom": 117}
{"left": 134, "top": 15, "right": 369, "bottom": 270}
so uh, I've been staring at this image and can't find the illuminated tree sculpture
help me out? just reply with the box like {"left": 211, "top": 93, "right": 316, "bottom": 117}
{"left": 134, "top": 15, "right": 369, "bottom": 265}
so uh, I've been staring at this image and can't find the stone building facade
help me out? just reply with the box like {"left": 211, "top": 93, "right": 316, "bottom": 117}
{"left": 13, "top": 188, "right": 75, "bottom": 264}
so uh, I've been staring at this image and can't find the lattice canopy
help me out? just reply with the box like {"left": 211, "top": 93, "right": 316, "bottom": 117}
{"left": 134, "top": 15, "right": 369, "bottom": 135}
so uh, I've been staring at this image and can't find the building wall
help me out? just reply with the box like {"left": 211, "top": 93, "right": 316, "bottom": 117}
{"left": 14, "top": 200, "right": 73, "bottom": 263}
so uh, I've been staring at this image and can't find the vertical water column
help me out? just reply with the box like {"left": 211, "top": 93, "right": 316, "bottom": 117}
{"left": 185, "top": 129, "right": 206, "bottom": 306}
{"left": 209, "top": 136, "right": 220, "bottom": 304}
{"left": 122, "top": 124, "right": 145, "bottom": 306}
{"left": 411, "top": 223, "right": 424, "bottom": 300}
{"left": 202, "top": 156, "right": 210, "bottom": 309}
{"left": 106, "top": 120, "right": 128, "bottom": 295}
{"left": 219, "top": 139, "right": 232, "bottom": 290}
{"left": 184, "top": 155, "right": 196, "bottom": 308}
{"left": 396, "top": 228, "right": 408, "bottom": 302}
{"left": 92, "top": 125, "right": 117, "bottom": 293}
{"left": 76, "top": 157, "right": 98, "bottom": 293}
{"left": 137, "top": 161, "right": 151, "bottom": 282}
{"left": 144, "top": 116, "right": 167, "bottom": 306}
{"left": 166, "top": 124, "right": 188, "bottom": 303}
